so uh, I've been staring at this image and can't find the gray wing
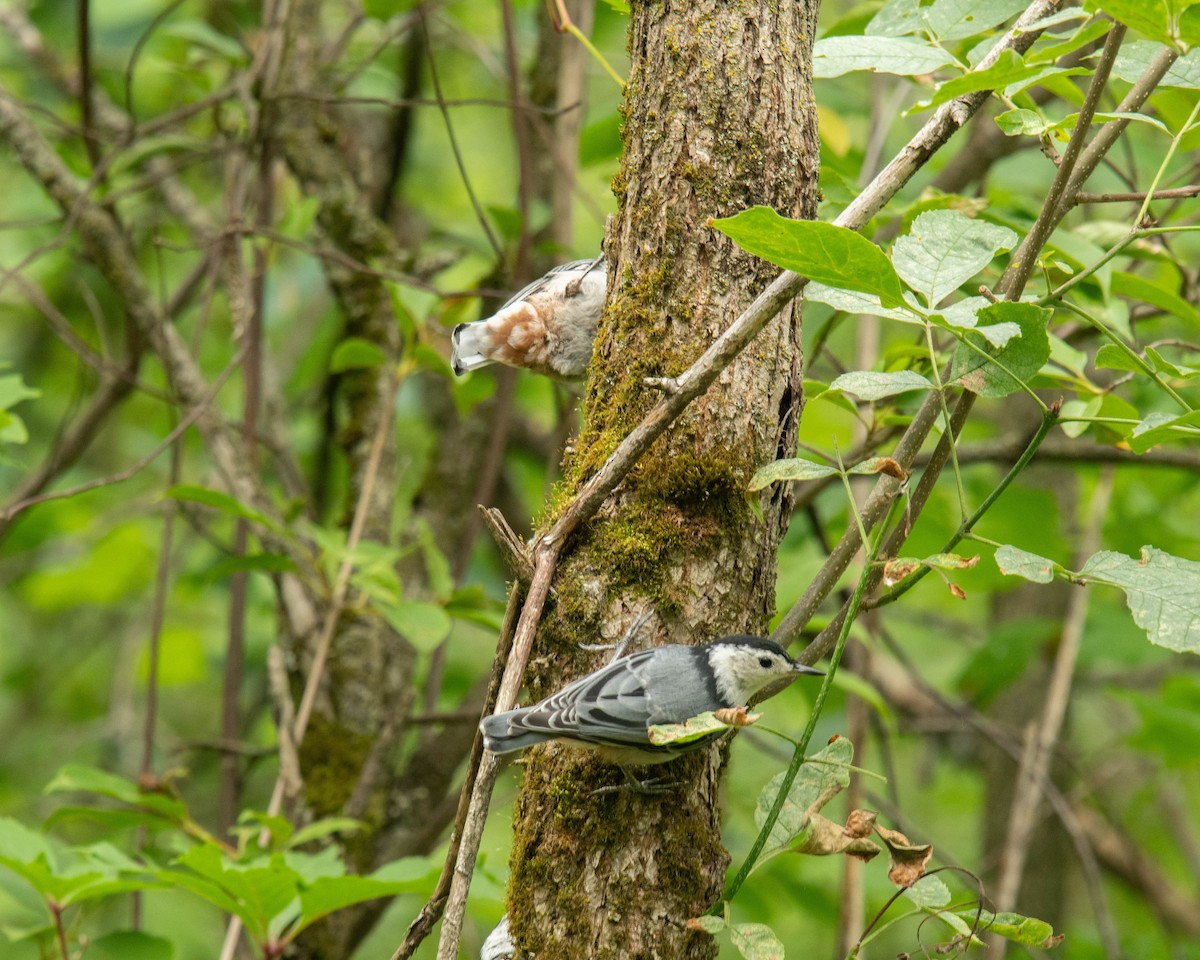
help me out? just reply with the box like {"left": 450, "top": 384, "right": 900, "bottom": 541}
{"left": 506, "top": 646, "right": 710, "bottom": 747}
{"left": 500, "top": 257, "right": 606, "bottom": 311}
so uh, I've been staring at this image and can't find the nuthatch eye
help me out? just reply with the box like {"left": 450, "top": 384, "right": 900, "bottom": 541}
{"left": 480, "top": 636, "right": 822, "bottom": 766}
{"left": 451, "top": 257, "right": 606, "bottom": 379}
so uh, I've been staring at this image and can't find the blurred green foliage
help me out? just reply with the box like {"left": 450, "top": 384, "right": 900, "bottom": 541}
{"left": 1, "top": 0, "right": 1199, "bottom": 957}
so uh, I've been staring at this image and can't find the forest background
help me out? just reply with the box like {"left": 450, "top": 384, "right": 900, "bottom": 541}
{"left": 1, "top": 0, "right": 1199, "bottom": 958}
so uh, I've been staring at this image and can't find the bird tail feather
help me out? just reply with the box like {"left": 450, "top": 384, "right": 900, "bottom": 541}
{"left": 480, "top": 710, "right": 546, "bottom": 754}
{"left": 451, "top": 323, "right": 494, "bottom": 375}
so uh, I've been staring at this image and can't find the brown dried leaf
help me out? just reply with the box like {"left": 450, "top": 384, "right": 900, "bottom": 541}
{"left": 875, "top": 824, "right": 933, "bottom": 887}
{"left": 714, "top": 706, "right": 760, "bottom": 727}
{"left": 792, "top": 812, "right": 882, "bottom": 860}
{"left": 844, "top": 808, "right": 877, "bottom": 839}
{"left": 875, "top": 457, "right": 908, "bottom": 481}
{"left": 949, "top": 582, "right": 966, "bottom": 600}
{"left": 883, "top": 558, "right": 921, "bottom": 586}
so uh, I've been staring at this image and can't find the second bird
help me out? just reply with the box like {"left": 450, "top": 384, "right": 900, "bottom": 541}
{"left": 451, "top": 257, "right": 607, "bottom": 379}
{"left": 481, "top": 636, "right": 822, "bottom": 765}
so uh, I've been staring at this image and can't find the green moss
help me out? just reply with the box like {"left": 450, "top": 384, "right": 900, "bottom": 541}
{"left": 298, "top": 714, "right": 372, "bottom": 819}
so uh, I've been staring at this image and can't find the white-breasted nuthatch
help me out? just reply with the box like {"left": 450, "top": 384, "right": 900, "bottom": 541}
{"left": 481, "top": 636, "right": 822, "bottom": 765}
{"left": 451, "top": 257, "right": 607, "bottom": 379}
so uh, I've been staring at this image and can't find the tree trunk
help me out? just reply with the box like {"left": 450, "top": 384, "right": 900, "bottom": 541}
{"left": 507, "top": 1, "right": 820, "bottom": 956}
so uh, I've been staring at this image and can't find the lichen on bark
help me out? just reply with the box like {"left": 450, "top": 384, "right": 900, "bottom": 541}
{"left": 507, "top": 0, "right": 821, "bottom": 956}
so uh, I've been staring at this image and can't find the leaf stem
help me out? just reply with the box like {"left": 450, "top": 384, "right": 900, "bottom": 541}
{"left": 923, "top": 323, "right": 968, "bottom": 515}
{"left": 1058, "top": 299, "right": 1192, "bottom": 411}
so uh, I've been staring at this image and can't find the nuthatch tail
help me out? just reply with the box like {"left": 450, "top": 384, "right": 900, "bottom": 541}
{"left": 452, "top": 257, "right": 606, "bottom": 379}
{"left": 481, "top": 636, "right": 821, "bottom": 765}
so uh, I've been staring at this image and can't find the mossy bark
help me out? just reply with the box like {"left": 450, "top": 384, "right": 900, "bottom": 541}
{"left": 508, "top": 1, "right": 820, "bottom": 957}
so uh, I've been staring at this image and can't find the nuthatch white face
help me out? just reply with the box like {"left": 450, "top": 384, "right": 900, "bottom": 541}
{"left": 451, "top": 257, "right": 607, "bottom": 380}
{"left": 480, "top": 636, "right": 822, "bottom": 765}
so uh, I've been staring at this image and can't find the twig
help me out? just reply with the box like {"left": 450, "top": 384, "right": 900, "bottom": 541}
{"left": 266, "top": 646, "right": 303, "bottom": 799}
{"left": 999, "top": 21, "right": 1126, "bottom": 299}
{"left": 987, "top": 467, "right": 1115, "bottom": 958}
{"left": 479, "top": 506, "right": 535, "bottom": 585}
{"left": 0, "top": 86, "right": 305, "bottom": 567}
{"left": 0, "top": 348, "right": 245, "bottom": 526}
{"left": 417, "top": 7, "right": 503, "bottom": 258}
{"left": 1073, "top": 184, "right": 1200, "bottom": 205}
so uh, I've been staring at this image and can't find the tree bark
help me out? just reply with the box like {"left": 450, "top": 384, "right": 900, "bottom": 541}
{"left": 507, "top": 1, "right": 820, "bottom": 956}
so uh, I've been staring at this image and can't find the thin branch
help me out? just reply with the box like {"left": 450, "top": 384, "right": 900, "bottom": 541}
{"left": 999, "top": 21, "right": 1126, "bottom": 299}
{"left": 1073, "top": 184, "right": 1200, "bottom": 205}
{"left": 0, "top": 85, "right": 304, "bottom": 562}
{"left": 418, "top": 7, "right": 503, "bottom": 259}
{"left": 0, "top": 348, "right": 246, "bottom": 526}
{"left": 988, "top": 466, "right": 1115, "bottom": 959}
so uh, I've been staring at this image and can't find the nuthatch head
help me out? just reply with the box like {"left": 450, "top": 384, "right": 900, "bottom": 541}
{"left": 480, "top": 636, "right": 822, "bottom": 765}
{"left": 451, "top": 257, "right": 607, "bottom": 380}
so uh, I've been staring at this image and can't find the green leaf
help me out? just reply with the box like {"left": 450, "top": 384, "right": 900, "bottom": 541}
{"left": 288, "top": 818, "right": 365, "bottom": 849}
{"left": 925, "top": 0, "right": 1032, "bottom": 40}
{"left": 376, "top": 600, "right": 452, "bottom": 652}
{"left": 1128, "top": 410, "right": 1200, "bottom": 453}
{"left": 919, "top": 50, "right": 1043, "bottom": 112}
{"left": 1112, "top": 41, "right": 1200, "bottom": 88}
{"left": 163, "top": 485, "right": 282, "bottom": 535}
{"left": 754, "top": 738, "right": 853, "bottom": 859}
{"left": 0, "top": 371, "right": 40, "bottom": 410}
{"left": 903, "top": 873, "right": 952, "bottom": 908}
{"left": 891, "top": 210, "right": 1017, "bottom": 305}
{"left": 995, "top": 108, "right": 1048, "bottom": 136}
{"left": 89, "top": 931, "right": 175, "bottom": 960}
{"left": 1080, "top": 547, "right": 1200, "bottom": 653}
{"left": 748, "top": 458, "right": 838, "bottom": 490}
{"left": 933, "top": 297, "right": 1021, "bottom": 346}
{"left": 330, "top": 337, "right": 388, "bottom": 372}
{"left": 0, "top": 818, "right": 57, "bottom": 867}
{"left": 960, "top": 908, "right": 1061, "bottom": 947}
{"left": 867, "top": 0, "right": 925, "bottom": 37}
{"left": 1094, "top": 343, "right": 1145, "bottom": 374}
{"left": 649, "top": 711, "right": 746, "bottom": 746}
{"left": 710, "top": 207, "right": 905, "bottom": 307}
{"left": 1145, "top": 346, "right": 1200, "bottom": 379}
{"left": 44, "top": 765, "right": 188, "bottom": 822}
{"left": 804, "top": 282, "right": 917, "bottom": 322}
{"left": 293, "top": 876, "right": 407, "bottom": 936}
{"left": 1083, "top": 0, "right": 1173, "bottom": 46}
{"left": 729, "top": 922, "right": 786, "bottom": 960}
{"left": 812, "top": 36, "right": 959, "bottom": 78}
{"left": 995, "top": 545, "right": 1059, "bottom": 583}
{"left": 949, "top": 302, "right": 1050, "bottom": 397}
{"left": 173, "top": 847, "right": 302, "bottom": 942}
{"left": 688, "top": 915, "right": 727, "bottom": 935}
{"left": 829, "top": 370, "right": 934, "bottom": 401}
